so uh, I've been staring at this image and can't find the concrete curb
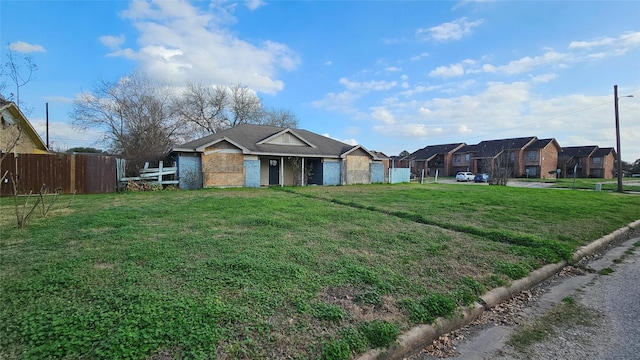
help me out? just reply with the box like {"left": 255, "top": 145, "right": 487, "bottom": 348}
{"left": 357, "top": 219, "right": 640, "bottom": 360}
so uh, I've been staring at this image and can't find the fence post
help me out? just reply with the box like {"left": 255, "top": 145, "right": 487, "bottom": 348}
{"left": 70, "top": 154, "right": 76, "bottom": 194}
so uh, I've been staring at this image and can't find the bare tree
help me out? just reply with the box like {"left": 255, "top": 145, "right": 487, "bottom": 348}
{"left": 174, "top": 82, "right": 299, "bottom": 136}
{"left": 1, "top": 50, "right": 38, "bottom": 172}
{"left": 228, "top": 83, "right": 263, "bottom": 127}
{"left": 2, "top": 49, "right": 38, "bottom": 108}
{"left": 70, "top": 71, "right": 187, "bottom": 172}
{"left": 261, "top": 107, "right": 299, "bottom": 128}
{"left": 172, "top": 82, "right": 229, "bottom": 136}
{"left": 489, "top": 150, "right": 514, "bottom": 186}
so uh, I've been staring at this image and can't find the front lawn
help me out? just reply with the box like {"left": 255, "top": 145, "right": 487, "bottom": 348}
{"left": 1, "top": 184, "right": 638, "bottom": 359}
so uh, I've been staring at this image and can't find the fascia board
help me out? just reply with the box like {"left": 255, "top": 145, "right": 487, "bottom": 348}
{"left": 256, "top": 128, "right": 317, "bottom": 148}
{"left": 195, "top": 137, "right": 249, "bottom": 153}
{"left": 248, "top": 151, "right": 339, "bottom": 159}
{"left": 340, "top": 145, "right": 376, "bottom": 159}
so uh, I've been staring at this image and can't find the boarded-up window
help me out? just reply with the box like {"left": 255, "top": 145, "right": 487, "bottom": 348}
{"left": 203, "top": 153, "right": 244, "bottom": 173}
{"left": 345, "top": 154, "right": 370, "bottom": 185}
{"left": 202, "top": 152, "right": 244, "bottom": 187}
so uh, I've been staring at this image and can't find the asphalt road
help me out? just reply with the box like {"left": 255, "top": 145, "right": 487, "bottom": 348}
{"left": 584, "top": 238, "right": 640, "bottom": 359}
{"left": 413, "top": 235, "right": 640, "bottom": 360}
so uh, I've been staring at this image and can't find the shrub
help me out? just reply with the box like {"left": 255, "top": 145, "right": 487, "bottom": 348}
{"left": 403, "top": 294, "right": 457, "bottom": 324}
{"left": 358, "top": 320, "right": 399, "bottom": 348}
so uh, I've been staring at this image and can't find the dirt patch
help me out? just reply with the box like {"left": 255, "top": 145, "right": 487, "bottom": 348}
{"left": 320, "top": 286, "right": 404, "bottom": 323}
{"left": 93, "top": 262, "right": 115, "bottom": 270}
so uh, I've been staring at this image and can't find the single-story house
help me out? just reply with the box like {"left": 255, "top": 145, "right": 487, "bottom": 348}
{"left": 170, "top": 124, "right": 386, "bottom": 189}
{"left": 0, "top": 99, "right": 48, "bottom": 154}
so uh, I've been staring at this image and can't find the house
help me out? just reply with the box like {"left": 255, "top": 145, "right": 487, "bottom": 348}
{"left": 590, "top": 147, "right": 616, "bottom": 179}
{"left": 449, "top": 136, "right": 561, "bottom": 178}
{"left": 452, "top": 137, "right": 538, "bottom": 177}
{"left": 404, "top": 143, "right": 466, "bottom": 177}
{"left": 0, "top": 100, "right": 48, "bottom": 154}
{"left": 452, "top": 144, "right": 478, "bottom": 175}
{"left": 170, "top": 124, "right": 386, "bottom": 189}
{"left": 559, "top": 146, "right": 615, "bottom": 179}
{"left": 522, "top": 138, "right": 562, "bottom": 178}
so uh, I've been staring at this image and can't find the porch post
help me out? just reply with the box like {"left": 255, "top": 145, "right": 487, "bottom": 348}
{"left": 301, "top": 157, "right": 305, "bottom": 186}
{"left": 280, "top": 156, "right": 284, "bottom": 186}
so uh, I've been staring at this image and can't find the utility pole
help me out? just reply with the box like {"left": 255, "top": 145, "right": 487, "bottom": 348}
{"left": 614, "top": 85, "right": 622, "bottom": 192}
{"left": 614, "top": 85, "right": 635, "bottom": 193}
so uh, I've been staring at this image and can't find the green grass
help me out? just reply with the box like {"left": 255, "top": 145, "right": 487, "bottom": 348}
{"left": 1, "top": 184, "right": 638, "bottom": 359}
{"left": 517, "top": 177, "right": 640, "bottom": 191}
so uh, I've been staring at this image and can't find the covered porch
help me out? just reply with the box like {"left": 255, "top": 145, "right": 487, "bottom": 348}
{"left": 259, "top": 156, "right": 325, "bottom": 187}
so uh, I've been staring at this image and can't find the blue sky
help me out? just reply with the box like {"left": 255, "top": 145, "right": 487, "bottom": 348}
{"left": 2, "top": 0, "right": 640, "bottom": 161}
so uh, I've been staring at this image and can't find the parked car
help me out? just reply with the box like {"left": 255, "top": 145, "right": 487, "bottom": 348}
{"left": 456, "top": 172, "right": 474, "bottom": 182}
{"left": 474, "top": 173, "right": 490, "bottom": 183}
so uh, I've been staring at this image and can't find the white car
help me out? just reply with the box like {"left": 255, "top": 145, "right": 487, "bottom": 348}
{"left": 456, "top": 171, "right": 474, "bottom": 182}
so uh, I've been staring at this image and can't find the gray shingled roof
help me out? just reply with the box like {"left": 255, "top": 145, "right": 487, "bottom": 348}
{"left": 172, "top": 124, "right": 358, "bottom": 158}
{"left": 474, "top": 137, "right": 537, "bottom": 156}
{"left": 407, "top": 143, "right": 465, "bottom": 161}
{"left": 527, "top": 138, "right": 558, "bottom": 150}
{"left": 561, "top": 146, "right": 598, "bottom": 158}
{"left": 592, "top": 147, "right": 615, "bottom": 157}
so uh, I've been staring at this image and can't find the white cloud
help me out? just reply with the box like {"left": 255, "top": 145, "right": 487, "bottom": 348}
{"left": 410, "top": 52, "right": 430, "bottom": 61}
{"left": 429, "top": 63, "right": 466, "bottom": 78}
{"left": 339, "top": 78, "right": 397, "bottom": 92}
{"left": 530, "top": 73, "right": 557, "bottom": 84}
{"left": 370, "top": 106, "right": 396, "bottom": 125}
{"left": 311, "top": 91, "right": 362, "bottom": 114}
{"left": 322, "top": 133, "right": 358, "bottom": 146}
{"left": 245, "top": 0, "right": 266, "bottom": 11}
{"left": 569, "top": 37, "right": 616, "bottom": 49}
{"left": 30, "top": 118, "right": 105, "bottom": 151}
{"left": 99, "top": 34, "right": 126, "bottom": 50}
{"left": 398, "top": 85, "right": 440, "bottom": 98}
{"left": 384, "top": 67, "right": 402, "bottom": 72}
{"left": 373, "top": 123, "right": 434, "bottom": 138}
{"left": 427, "top": 31, "right": 640, "bottom": 82}
{"left": 106, "top": 0, "right": 299, "bottom": 94}
{"left": 416, "top": 17, "right": 484, "bottom": 42}
{"left": 9, "top": 41, "right": 46, "bottom": 53}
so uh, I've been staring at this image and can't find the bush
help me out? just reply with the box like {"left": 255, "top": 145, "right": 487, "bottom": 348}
{"left": 403, "top": 294, "right": 457, "bottom": 324}
{"left": 321, "top": 338, "right": 351, "bottom": 360}
{"left": 358, "top": 320, "right": 399, "bottom": 348}
{"left": 493, "top": 261, "right": 531, "bottom": 279}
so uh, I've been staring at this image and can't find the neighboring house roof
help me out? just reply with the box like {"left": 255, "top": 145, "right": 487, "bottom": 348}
{"left": 0, "top": 100, "right": 48, "bottom": 153}
{"left": 527, "top": 138, "right": 562, "bottom": 151}
{"left": 592, "top": 147, "right": 616, "bottom": 158}
{"left": 560, "top": 146, "right": 599, "bottom": 159}
{"left": 172, "top": 124, "right": 375, "bottom": 159}
{"left": 455, "top": 144, "right": 478, "bottom": 154}
{"left": 406, "top": 143, "right": 466, "bottom": 161}
{"left": 370, "top": 150, "right": 389, "bottom": 160}
{"left": 473, "top": 136, "right": 537, "bottom": 158}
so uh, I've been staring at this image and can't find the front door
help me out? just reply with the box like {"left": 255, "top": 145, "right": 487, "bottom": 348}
{"left": 269, "top": 159, "right": 280, "bottom": 185}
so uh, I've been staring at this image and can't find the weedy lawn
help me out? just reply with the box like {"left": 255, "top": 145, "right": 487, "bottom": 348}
{"left": 1, "top": 184, "right": 638, "bottom": 359}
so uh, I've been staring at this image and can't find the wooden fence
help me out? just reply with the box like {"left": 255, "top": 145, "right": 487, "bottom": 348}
{"left": 0, "top": 153, "right": 118, "bottom": 196}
